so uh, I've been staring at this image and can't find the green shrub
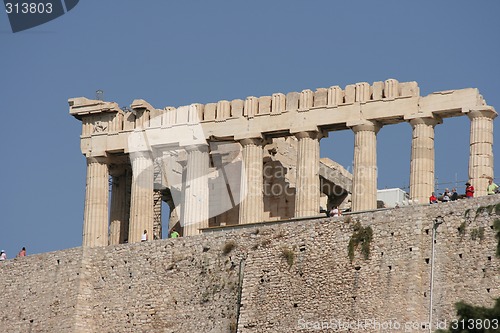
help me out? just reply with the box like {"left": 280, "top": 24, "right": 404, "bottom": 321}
{"left": 348, "top": 222, "right": 373, "bottom": 262}
{"left": 470, "top": 227, "right": 485, "bottom": 241}
{"left": 494, "top": 219, "right": 500, "bottom": 257}
{"left": 281, "top": 247, "right": 295, "bottom": 268}
{"left": 222, "top": 240, "right": 236, "bottom": 255}
{"left": 458, "top": 222, "right": 467, "bottom": 236}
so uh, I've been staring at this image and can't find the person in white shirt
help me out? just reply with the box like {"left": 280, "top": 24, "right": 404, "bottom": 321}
{"left": 0, "top": 250, "right": 6, "bottom": 261}
{"left": 329, "top": 206, "right": 341, "bottom": 217}
{"left": 141, "top": 230, "right": 148, "bottom": 242}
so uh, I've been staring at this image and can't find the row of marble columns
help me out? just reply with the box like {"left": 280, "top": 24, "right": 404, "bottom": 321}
{"left": 82, "top": 110, "right": 495, "bottom": 247}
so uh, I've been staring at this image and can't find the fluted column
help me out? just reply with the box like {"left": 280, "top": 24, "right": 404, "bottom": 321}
{"left": 409, "top": 117, "right": 440, "bottom": 204}
{"left": 468, "top": 109, "right": 497, "bottom": 197}
{"left": 153, "top": 190, "right": 162, "bottom": 240}
{"left": 109, "top": 166, "right": 131, "bottom": 245}
{"left": 351, "top": 122, "right": 380, "bottom": 211}
{"left": 183, "top": 145, "right": 209, "bottom": 236}
{"left": 294, "top": 131, "right": 320, "bottom": 217}
{"left": 239, "top": 138, "right": 264, "bottom": 224}
{"left": 129, "top": 152, "right": 154, "bottom": 243}
{"left": 83, "top": 157, "right": 109, "bottom": 247}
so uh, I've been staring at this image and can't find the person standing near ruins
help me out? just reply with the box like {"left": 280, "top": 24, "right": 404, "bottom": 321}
{"left": 141, "top": 230, "right": 148, "bottom": 242}
{"left": 329, "top": 206, "right": 341, "bottom": 217}
{"left": 17, "top": 247, "right": 26, "bottom": 257}
{"left": 170, "top": 230, "right": 180, "bottom": 238}
{"left": 465, "top": 182, "right": 474, "bottom": 199}
{"left": 0, "top": 250, "right": 6, "bottom": 261}
{"left": 429, "top": 193, "right": 438, "bottom": 204}
{"left": 442, "top": 189, "right": 451, "bottom": 202}
{"left": 450, "top": 188, "right": 458, "bottom": 201}
{"left": 487, "top": 178, "right": 499, "bottom": 195}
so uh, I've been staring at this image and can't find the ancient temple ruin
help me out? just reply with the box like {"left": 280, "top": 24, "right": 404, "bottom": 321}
{"left": 69, "top": 79, "right": 496, "bottom": 247}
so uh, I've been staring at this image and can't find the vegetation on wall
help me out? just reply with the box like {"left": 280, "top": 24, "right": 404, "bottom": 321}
{"left": 495, "top": 219, "right": 500, "bottom": 257}
{"left": 458, "top": 222, "right": 467, "bottom": 237}
{"left": 348, "top": 222, "right": 373, "bottom": 262}
{"left": 281, "top": 247, "right": 295, "bottom": 268}
{"left": 439, "top": 207, "right": 500, "bottom": 333}
{"left": 222, "top": 240, "right": 236, "bottom": 255}
{"left": 437, "top": 299, "right": 500, "bottom": 333}
{"left": 470, "top": 227, "right": 485, "bottom": 241}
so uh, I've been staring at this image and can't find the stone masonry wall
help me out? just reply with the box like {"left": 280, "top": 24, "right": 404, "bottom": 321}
{"left": 1, "top": 195, "right": 499, "bottom": 333}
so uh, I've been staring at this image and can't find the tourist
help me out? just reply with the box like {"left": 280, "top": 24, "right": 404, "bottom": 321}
{"left": 0, "top": 250, "right": 6, "bottom": 261}
{"left": 429, "top": 192, "right": 438, "bottom": 204}
{"left": 329, "top": 206, "right": 341, "bottom": 217}
{"left": 442, "top": 188, "right": 451, "bottom": 202}
{"left": 465, "top": 182, "right": 474, "bottom": 199}
{"left": 170, "top": 230, "right": 180, "bottom": 238}
{"left": 17, "top": 247, "right": 26, "bottom": 257}
{"left": 487, "top": 178, "right": 499, "bottom": 195}
{"left": 450, "top": 188, "right": 458, "bottom": 201}
{"left": 141, "top": 230, "right": 148, "bottom": 242}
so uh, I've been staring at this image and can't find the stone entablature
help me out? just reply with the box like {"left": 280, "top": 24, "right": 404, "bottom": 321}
{"left": 69, "top": 79, "right": 496, "bottom": 247}
{"left": 70, "top": 80, "right": 490, "bottom": 152}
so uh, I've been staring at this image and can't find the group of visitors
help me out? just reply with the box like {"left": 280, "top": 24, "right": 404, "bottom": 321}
{"left": 429, "top": 178, "right": 499, "bottom": 204}
{"left": 0, "top": 247, "right": 27, "bottom": 262}
{"left": 429, "top": 188, "right": 458, "bottom": 203}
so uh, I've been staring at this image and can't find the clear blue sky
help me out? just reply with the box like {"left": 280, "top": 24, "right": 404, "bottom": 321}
{"left": 1, "top": 1, "right": 499, "bottom": 256}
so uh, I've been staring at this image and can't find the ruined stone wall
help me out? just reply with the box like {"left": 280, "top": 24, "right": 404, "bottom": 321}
{"left": 237, "top": 197, "right": 500, "bottom": 332}
{"left": 0, "top": 247, "right": 83, "bottom": 333}
{"left": 1, "top": 196, "right": 499, "bottom": 333}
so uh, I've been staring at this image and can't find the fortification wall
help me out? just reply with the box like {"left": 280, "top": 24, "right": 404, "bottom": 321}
{"left": 1, "top": 196, "right": 499, "bottom": 333}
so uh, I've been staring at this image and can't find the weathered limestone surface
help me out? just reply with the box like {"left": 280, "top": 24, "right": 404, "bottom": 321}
{"left": 294, "top": 131, "right": 321, "bottom": 217}
{"left": 183, "top": 145, "right": 210, "bottom": 235}
{"left": 351, "top": 122, "right": 379, "bottom": 211}
{"left": 109, "top": 166, "right": 131, "bottom": 245}
{"left": 83, "top": 157, "right": 109, "bottom": 247}
{"left": 129, "top": 152, "right": 154, "bottom": 243}
{"left": 319, "top": 157, "right": 352, "bottom": 209}
{"left": 239, "top": 138, "right": 264, "bottom": 224}
{"left": 263, "top": 138, "right": 352, "bottom": 217}
{"left": 1, "top": 196, "right": 499, "bottom": 333}
{"left": 467, "top": 109, "right": 496, "bottom": 197}
{"left": 409, "top": 117, "right": 440, "bottom": 204}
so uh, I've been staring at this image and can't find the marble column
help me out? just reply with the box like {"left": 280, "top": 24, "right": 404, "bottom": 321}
{"left": 129, "top": 152, "right": 154, "bottom": 243}
{"left": 109, "top": 166, "right": 131, "bottom": 245}
{"left": 409, "top": 117, "right": 440, "bottom": 204}
{"left": 183, "top": 145, "right": 209, "bottom": 236}
{"left": 83, "top": 157, "right": 109, "bottom": 247}
{"left": 351, "top": 122, "right": 380, "bottom": 211}
{"left": 152, "top": 190, "right": 162, "bottom": 240}
{"left": 294, "top": 131, "right": 320, "bottom": 217}
{"left": 239, "top": 138, "right": 264, "bottom": 224}
{"left": 468, "top": 109, "right": 496, "bottom": 197}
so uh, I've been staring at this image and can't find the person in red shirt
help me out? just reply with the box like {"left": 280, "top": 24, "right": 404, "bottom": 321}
{"left": 465, "top": 182, "right": 474, "bottom": 198}
{"left": 429, "top": 192, "right": 438, "bottom": 204}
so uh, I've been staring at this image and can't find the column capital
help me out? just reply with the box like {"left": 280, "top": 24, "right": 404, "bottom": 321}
{"left": 239, "top": 137, "right": 265, "bottom": 147}
{"left": 293, "top": 130, "right": 327, "bottom": 140}
{"left": 409, "top": 116, "right": 442, "bottom": 128}
{"left": 466, "top": 108, "right": 497, "bottom": 120}
{"left": 185, "top": 144, "right": 209, "bottom": 153}
{"left": 86, "top": 156, "right": 108, "bottom": 164}
{"left": 350, "top": 121, "right": 381, "bottom": 134}
{"left": 129, "top": 151, "right": 152, "bottom": 160}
